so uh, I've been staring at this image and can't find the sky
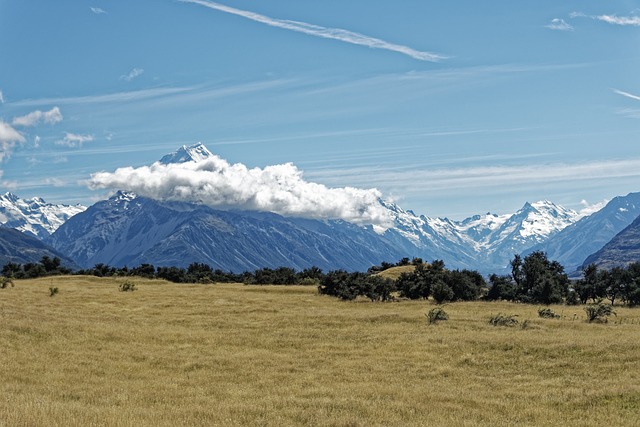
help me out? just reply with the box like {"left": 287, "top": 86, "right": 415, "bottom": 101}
{"left": 1, "top": 0, "right": 640, "bottom": 221}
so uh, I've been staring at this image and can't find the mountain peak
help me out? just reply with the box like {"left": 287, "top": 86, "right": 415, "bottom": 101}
{"left": 159, "top": 142, "right": 214, "bottom": 164}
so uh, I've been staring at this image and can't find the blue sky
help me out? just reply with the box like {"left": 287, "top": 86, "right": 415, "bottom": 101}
{"left": 1, "top": 0, "right": 640, "bottom": 220}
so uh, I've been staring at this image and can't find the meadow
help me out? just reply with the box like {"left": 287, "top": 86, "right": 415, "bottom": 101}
{"left": 1, "top": 276, "right": 639, "bottom": 426}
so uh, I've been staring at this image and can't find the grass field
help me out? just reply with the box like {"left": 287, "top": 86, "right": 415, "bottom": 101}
{"left": 1, "top": 276, "right": 639, "bottom": 426}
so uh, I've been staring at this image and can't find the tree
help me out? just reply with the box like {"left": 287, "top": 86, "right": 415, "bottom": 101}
{"left": 510, "top": 252, "right": 568, "bottom": 304}
{"left": 485, "top": 274, "right": 516, "bottom": 301}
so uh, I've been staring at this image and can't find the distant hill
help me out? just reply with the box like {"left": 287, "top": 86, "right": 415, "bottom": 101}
{"left": 0, "top": 226, "right": 77, "bottom": 268}
{"left": 582, "top": 214, "right": 640, "bottom": 269}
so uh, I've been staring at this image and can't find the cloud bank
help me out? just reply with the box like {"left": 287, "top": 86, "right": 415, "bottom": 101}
{"left": 88, "top": 154, "right": 393, "bottom": 227}
{"left": 180, "top": 0, "right": 444, "bottom": 62}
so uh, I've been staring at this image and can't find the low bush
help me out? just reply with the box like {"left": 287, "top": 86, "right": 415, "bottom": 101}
{"left": 585, "top": 301, "right": 616, "bottom": 323}
{"left": 426, "top": 307, "right": 449, "bottom": 324}
{"left": 538, "top": 308, "right": 560, "bottom": 319}
{"left": 119, "top": 281, "right": 137, "bottom": 292}
{"left": 49, "top": 287, "right": 59, "bottom": 297}
{"left": 489, "top": 313, "right": 518, "bottom": 327}
{"left": 1, "top": 277, "right": 13, "bottom": 289}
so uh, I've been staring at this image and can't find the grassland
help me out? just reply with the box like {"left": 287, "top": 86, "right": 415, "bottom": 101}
{"left": 1, "top": 276, "right": 639, "bottom": 426}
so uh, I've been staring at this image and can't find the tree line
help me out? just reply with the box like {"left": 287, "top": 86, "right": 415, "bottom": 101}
{"left": 3, "top": 252, "right": 640, "bottom": 306}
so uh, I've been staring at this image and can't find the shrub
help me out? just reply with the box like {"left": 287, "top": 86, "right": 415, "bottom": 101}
{"left": 537, "top": 308, "right": 560, "bottom": 319}
{"left": 0, "top": 277, "right": 13, "bottom": 289}
{"left": 49, "top": 287, "right": 59, "bottom": 297}
{"left": 426, "top": 307, "right": 449, "bottom": 324}
{"left": 584, "top": 301, "right": 616, "bottom": 323}
{"left": 489, "top": 313, "right": 519, "bottom": 327}
{"left": 119, "top": 281, "right": 137, "bottom": 292}
{"left": 431, "top": 281, "right": 454, "bottom": 304}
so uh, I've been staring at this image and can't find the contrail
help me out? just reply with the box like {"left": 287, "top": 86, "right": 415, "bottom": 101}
{"left": 180, "top": 0, "right": 445, "bottom": 62}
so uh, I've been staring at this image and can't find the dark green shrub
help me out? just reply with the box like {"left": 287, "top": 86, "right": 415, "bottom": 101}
{"left": 49, "top": 287, "right": 59, "bottom": 297}
{"left": 489, "top": 313, "right": 519, "bottom": 327}
{"left": 426, "top": 307, "right": 449, "bottom": 324}
{"left": 431, "top": 281, "right": 454, "bottom": 304}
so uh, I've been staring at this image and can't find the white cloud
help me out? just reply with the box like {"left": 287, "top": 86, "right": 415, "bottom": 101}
{"left": 34, "top": 135, "right": 41, "bottom": 148}
{"left": 90, "top": 7, "right": 107, "bottom": 14}
{"left": 56, "top": 132, "right": 94, "bottom": 148}
{"left": 0, "top": 121, "right": 26, "bottom": 162}
{"left": 613, "top": 89, "right": 640, "bottom": 101}
{"left": 571, "top": 11, "right": 640, "bottom": 26}
{"left": 579, "top": 199, "right": 608, "bottom": 217}
{"left": 180, "top": 0, "right": 445, "bottom": 62}
{"left": 597, "top": 14, "right": 640, "bottom": 26}
{"left": 88, "top": 154, "right": 393, "bottom": 227}
{"left": 12, "top": 106, "right": 63, "bottom": 127}
{"left": 120, "top": 68, "right": 144, "bottom": 82}
{"left": 0, "top": 90, "right": 4, "bottom": 104}
{"left": 546, "top": 18, "right": 574, "bottom": 31}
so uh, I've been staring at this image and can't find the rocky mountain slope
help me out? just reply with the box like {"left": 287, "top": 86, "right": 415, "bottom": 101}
{"left": 0, "top": 226, "right": 77, "bottom": 267}
{"left": 582, "top": 214, "right": 640, "bottom": 270}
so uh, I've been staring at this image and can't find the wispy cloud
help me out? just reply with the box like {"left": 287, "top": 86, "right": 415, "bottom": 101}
{"left": 571, "top": 11, "right": 640, "bottom": 26}
{"left": 307, "top": 159, "right": 640, "bottom": 197}
{"left": 0, "top": 90, "right": 4, "bottom": 104}
{"left": 120, "top": 68, "right": 144, "bottom": 82}
{"left": 90, "top": 7, "right": 107, "bottom": 15}
{"left": 546, "top": 18, "right": 574, "bottom": 31}
{"left": 180, "top": 0, "right": 445, "bottom": 62}
{"left": 56, "top": 132, "right": 94, "bottom": 148}
{"left": 613, "top": 89, "right": 640, "bottom": 101}
{"left": 596, "top": 14, "right": 640, "bottom": 26}
{"left": 12, "top": 106, "right": 63, "bottom": 127}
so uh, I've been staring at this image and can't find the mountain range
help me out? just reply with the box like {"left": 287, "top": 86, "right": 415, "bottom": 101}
{"left": 3, "top": 142, "right": 640, "bottom": 274}
{"left": 0, "top": 192, "right": 86, "bottom": 239}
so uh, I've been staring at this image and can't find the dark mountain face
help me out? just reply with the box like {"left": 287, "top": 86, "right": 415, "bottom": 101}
{"left": 49, "top": 193, "right": 405, "bottom": 271}
{"left": 582, "top": 214, "right": 640, "bottom": 270}
{"left": 525, "top": 192, "right": 640, "bottom": 272}
{"left": 0, "top": 226, "right": 77, "bottom": 268}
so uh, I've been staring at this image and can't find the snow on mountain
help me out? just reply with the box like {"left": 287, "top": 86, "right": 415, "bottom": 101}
{"left": 527, "top": 192, "right": 640, "bottom": 273}
{"left": 158, "top": 142, "right": 214, "bottom": 164}
{"left": 0, "top": 192, "right": 86, "bottom": 239}
{"left": 379, "top": 199, "right": 579, "bottom": 273}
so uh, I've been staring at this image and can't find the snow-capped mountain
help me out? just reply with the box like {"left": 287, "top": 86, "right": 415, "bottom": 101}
{"left": 527, "top": 192, "right": 640, "bottom": 272}
{"left": 159, "top": 142, "right": 214, "bottom": 164}
{"left": 0, "top": 192, "right": 86, "bottom": 239}
{"left": 49, "top": 191, "right": 405, "bottom": 271}
{"left": 379, "top": 199, "right": 580, "bottom": 273}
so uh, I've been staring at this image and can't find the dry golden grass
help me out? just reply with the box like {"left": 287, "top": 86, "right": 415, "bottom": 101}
{"left": 374, "top": 264, "right": 416, "bottom": 280}
{"left": 1, "top": 276, "right": 639, "bottom": 426}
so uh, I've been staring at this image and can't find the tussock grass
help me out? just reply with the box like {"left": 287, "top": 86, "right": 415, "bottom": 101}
{"left": 1, "top": 276, "right": 639, "bottom": 426}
